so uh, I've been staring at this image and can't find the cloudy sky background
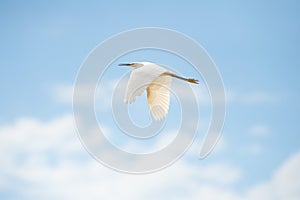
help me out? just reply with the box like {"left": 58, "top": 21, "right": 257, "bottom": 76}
{"left": 1, "top": 0, "right": 300, "bottom": 199}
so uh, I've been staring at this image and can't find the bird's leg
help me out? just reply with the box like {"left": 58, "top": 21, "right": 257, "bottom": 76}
{"left": 163, "top": 72, "right": 199, "bottom": 84}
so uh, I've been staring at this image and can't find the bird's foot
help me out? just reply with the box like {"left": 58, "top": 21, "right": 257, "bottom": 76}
{"left": 187, "top": 78, "right": 199, "bottom": 84}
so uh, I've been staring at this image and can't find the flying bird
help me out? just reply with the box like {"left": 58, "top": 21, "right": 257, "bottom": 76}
{"left": 119, "top": 62, "right": 198, "bottom": 120}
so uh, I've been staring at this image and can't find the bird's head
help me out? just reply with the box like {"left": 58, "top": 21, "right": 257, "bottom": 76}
{"left": 118, "top": 62, "right": 144, "bottom": 68}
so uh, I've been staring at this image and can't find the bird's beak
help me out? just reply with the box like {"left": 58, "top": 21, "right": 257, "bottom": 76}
{"left": 118, "top": 63, "right": 133, "bottom": 67}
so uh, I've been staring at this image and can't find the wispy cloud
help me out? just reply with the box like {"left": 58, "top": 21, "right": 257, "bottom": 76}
{"left": 169, "top": 81, "right": 275, "bottom": 107}
{"left": 247, "top": 143, "right": 264, "bottom": 155}
{"left": 52, "top": 84, "right": 74, "bottom": 104}
{"left": 249, "top": 124, "right": 270, "bottom": 137}
{"left": 51, "top": 79, "right": 121, "bottom": 110}
{"left": 228, "top": 90, "right": 275, "bottom": 105}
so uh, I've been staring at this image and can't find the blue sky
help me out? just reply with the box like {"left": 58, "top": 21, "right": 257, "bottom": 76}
{"left": 1, "top": 0, "right": 300, "bottom": 199}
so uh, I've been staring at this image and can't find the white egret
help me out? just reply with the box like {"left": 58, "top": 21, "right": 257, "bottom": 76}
{"left": 119, "top": 62, "right": 198, "bottom": 120}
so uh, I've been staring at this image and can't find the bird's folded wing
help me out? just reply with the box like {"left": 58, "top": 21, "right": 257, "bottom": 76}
{"left": 124, "top": 65, "right": 168, "bottom": 103}
{"left": 147, "top": 75, "right": 172, "bottom": 120}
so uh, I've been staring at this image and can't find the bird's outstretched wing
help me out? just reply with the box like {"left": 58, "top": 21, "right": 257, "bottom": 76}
{"left": 147, "top": 75, "right": 172, "bottom": 120}
{"left": 124, "top": 63, "right": 168, "bottom": 103}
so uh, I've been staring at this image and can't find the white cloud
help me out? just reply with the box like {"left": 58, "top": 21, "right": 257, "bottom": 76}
{"left": 273, "top": 152, "right": 300, "bottom": 199}
{"left": 0, "top": 114, "right": 299, "bottom": 200}
{"left": 0, "top": 114, "right": 239, "bottom": 200}
{"left": 244, "top": 151, "right": 300, "bottom": 200}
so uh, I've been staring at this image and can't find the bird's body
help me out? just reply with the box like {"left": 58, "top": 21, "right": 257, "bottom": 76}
{"left": 119, "top": 62, "right": 198, "bottom": 120}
